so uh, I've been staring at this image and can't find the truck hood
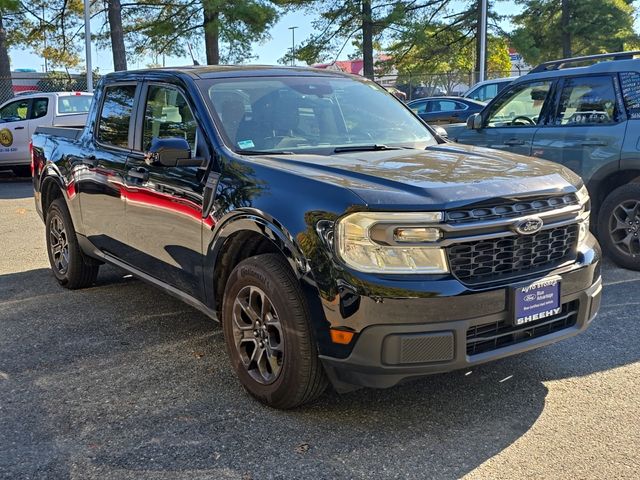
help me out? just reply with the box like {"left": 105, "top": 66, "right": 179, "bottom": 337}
{"left": 251, "top": 143, "right": 582, "bottom": 209}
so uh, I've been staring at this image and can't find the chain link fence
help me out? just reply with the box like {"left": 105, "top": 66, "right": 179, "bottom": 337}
{"left": 0, "top": 73, "right": 97, "bottom": 104}
{"left": 375, "top": 69, "right": 530, "bottom": 101}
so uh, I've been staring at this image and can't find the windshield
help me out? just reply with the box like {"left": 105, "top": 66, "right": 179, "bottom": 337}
{"left": 201, "top": 76, "right": 436, "bottom": 153}
{"left": 57, "top": 95, "right": 92, "bottom": 114}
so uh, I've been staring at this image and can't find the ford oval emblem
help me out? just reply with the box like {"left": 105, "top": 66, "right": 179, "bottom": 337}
{"left": 512, "top": 217, "right": 544, "bottom": 235}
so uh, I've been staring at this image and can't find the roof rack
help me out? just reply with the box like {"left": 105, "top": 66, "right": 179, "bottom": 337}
{"left": 529, "top": 51, "right": 640, "bottom": 74}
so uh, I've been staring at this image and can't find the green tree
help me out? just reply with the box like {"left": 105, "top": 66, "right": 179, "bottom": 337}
{"left": 284, "top": 1, "right": 443, "bottom": 78}
{"left": 511, "top": 0, "right": 639, "bottom": 65}
{"left": 124, "top": 0, "right": 282, "bottom": 65}
{"left": 388, "top": 22, "right": 510, "bottom": 94}
{"left": 0, "top": 0, "right": 20, "bottom": 102}
{"left": 107, "top": 0, "right": 127, "bottom": 71}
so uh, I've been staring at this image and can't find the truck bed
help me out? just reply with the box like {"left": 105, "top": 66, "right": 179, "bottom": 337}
{"left": 34, "top": 126, "right": 83, "bottom": 141}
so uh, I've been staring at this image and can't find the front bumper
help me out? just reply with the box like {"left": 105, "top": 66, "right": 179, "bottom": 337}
{"left": 319, "top": 239, "right": 602, "bottom": 392}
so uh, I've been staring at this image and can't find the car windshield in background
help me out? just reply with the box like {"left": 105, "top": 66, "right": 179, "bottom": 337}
{"left": 202, "top": 76, "right": 436, "bottom": 154}
{"left": 58, "top": 95, "right": 92, "bottom": 114}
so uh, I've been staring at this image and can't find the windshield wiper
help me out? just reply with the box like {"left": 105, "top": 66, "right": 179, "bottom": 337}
{"left": 235, "top": 149, "right": 295, "bottom": 156}
{"left": 333, "top": 144, "right": 406, "bottom": 153}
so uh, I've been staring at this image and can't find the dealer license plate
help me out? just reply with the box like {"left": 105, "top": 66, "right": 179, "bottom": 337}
{"left": 513, "top": 276, "right": 561, "bottom": 326}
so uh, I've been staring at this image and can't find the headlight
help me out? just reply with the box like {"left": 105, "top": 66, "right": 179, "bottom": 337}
{"left": 335, "top": 212, "right": 449, "bottom": 274}
{"left": 576, "top": 185, "right": 591, "bottom": 244}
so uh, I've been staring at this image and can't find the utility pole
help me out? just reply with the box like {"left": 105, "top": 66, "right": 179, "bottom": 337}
{"left": 288, "top": 26, "right": 298, "bottom": 66}
{"left": 42, "top": 5, "right": 48, "bottom": 73}
{"left": 478, "top": 0, "right": 487, "bottom": 83}
{"left": 84, "top": 0, "right": 93, "bottom": 92}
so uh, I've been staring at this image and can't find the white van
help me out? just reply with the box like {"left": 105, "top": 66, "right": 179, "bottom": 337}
{"left": 0, "top": 91, "right": 93, "bottom": 176}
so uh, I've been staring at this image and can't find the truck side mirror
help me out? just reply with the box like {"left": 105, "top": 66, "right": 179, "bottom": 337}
{"left": 146, "top": 137, "right": 202, "bottom": 167}
{"left": 467, "top": 113, "right": 483, "bottom": 130}
{"left": 433, "top": 125, "right": 448, "bottom": 139}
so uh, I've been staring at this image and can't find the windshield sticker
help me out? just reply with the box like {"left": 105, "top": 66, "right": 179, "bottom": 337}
{"left": 237, "top": 140, "right": 255, "bottom": 149}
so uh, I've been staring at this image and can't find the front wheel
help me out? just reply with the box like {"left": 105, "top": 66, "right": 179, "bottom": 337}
{"left": 46, "top": 198, "right": 100, "bottom": 288}
{"left": 598, "top": 183, "right": 640, "bottom": 270}
{"left": 222, "top": 253, "right": 328, "bottom": 409}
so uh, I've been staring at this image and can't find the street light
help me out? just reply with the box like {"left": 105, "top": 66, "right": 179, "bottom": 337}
{"left": 479, "top": 0, "right": 487, "bottom": 82}
{"left": 288, "top": 26, "right": 298, "bottom": 66}
{"left": 84, "top": 0, "right": 93, "bottom": 92}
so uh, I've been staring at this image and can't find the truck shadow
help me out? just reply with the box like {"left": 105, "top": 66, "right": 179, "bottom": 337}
{"left": 0, "top": 172, "right": 33, "bottom": 199}
{"left": 0, "top": 263, "right": 636, "bottom": 479}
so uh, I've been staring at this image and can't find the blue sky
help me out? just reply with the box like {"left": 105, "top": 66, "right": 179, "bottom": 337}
{"left": 6, "top": 2, "right": 540, "bottom": 73}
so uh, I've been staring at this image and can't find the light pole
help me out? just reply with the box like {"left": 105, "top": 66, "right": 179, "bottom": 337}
{"left": 479, "top": 0, "right": 487, "bottom": 82}
{"left": 84, "top": 0, "right": 93, "bottom": 92}
{"left": 288, "top": 26, "right": 298, "bottom": 66}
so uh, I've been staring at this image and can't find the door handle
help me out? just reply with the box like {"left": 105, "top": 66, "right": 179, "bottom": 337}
{"left": 504, "top": 138, "right": 525, "bottom": 146}
{"left": 128, "top": 167, "right": 149, "bottom": 182}
{"left": 13, "top": 126, "right": 25, "bottom": 130}
{"left": 581, "top": 140, "right": 607, "bottom": 147}
{"left": 82, "top": 156, "right": 98, "bottom": 168}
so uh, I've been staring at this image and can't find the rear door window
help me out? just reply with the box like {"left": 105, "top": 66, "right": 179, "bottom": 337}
{"left": 30, "top": 98, "right": 48, "bottom": 119}
{"left": 58, "top": 95, "right": 92, "bottom": 114}
{"left": 619, "top": 72, "right": 640, "bottom": 119}
{"left": 97, "top": 85, "right": 136, "bottom": 148}
{"left": 553, "top": 76, "right": 619, "bottom": 125}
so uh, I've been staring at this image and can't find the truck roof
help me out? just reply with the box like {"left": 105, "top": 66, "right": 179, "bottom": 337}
{"left": 105, "top": 65, "right": 355, "bottom": 81}
{"left": 13, "top": 91, "right": 93, "bottom": 99}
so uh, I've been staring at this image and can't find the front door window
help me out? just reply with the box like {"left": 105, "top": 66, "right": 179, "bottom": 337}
{"left": 485, "top": 81, "right": 553, "bottom": 128}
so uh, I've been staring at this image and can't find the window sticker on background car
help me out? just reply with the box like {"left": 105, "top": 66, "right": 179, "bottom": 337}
{"left": 237, "top": 139, "right": 255, "bottom": 149}
{"left": 620, "top": 72, "right": 640, "bottom": 119}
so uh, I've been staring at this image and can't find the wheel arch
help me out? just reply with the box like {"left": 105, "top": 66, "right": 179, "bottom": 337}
{"left": 207, "top": 212, "right": 311, "bottom": 317}
{"left": 587, "top": 169, "right": 640, "bottom": 215}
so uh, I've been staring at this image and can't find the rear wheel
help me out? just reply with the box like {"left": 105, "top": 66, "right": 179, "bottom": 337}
{"left": 222, "top": 253, "right": 328, "bottom": 409}
{"left": 598, "top": 183, "right": 640, "bottom": 270}
{"left": 46, "top": 198, "right": 100, "bottom": 288}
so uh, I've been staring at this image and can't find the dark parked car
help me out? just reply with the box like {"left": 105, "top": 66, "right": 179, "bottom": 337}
{"left": 32, "top": 66, "right": 601, "bottom": 409}
{"left": 408, "top": 96, "right": 485, "bottom": 124}
{"left": 444, "top": 51, "right": 640, "bottom": 270}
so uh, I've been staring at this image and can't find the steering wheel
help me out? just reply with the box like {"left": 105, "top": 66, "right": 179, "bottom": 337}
{"left": 511, "top": 115, "right": 536, "bottom": 126}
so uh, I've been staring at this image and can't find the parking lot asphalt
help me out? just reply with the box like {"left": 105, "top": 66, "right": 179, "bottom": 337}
{"left": 1, "top": 176, "right": 639, "bottom": 480}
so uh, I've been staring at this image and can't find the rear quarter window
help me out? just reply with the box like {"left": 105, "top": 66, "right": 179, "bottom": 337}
{"left": 619, "top": 72, "right": 640, "bottom": 119}
{"left": 58, "top": 95, "right": 92, "bottom": 114}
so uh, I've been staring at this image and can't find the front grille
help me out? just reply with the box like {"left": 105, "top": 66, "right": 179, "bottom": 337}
{"left": 466, "top": 301, "right": 578, "bottom": 356}
{"left": 447, "top": 224, "right": 579, "bottom": 284}
{"left": 446, "top": 194, "right": 578, "bottom": 224}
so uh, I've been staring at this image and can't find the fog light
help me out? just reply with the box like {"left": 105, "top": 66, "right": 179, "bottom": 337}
{"left": 394, "top": 227, "right": 441, "bottom": 242}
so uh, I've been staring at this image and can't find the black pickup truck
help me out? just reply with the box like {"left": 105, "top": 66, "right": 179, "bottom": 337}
{"left": 32, "top": 66, "right": 602, "bottom": 408}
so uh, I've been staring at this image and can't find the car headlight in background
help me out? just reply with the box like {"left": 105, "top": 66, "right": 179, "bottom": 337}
{"left": 335, "top": 212, "right": 449, "bottom": 274}
{"left": 576, "top": 185, "right": 591, "bottom": 245}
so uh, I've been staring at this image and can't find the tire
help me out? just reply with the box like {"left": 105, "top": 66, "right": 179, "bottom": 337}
{"left": 597, "top": 183, "right": 640, "bottom": 270}
{"left": 222, "top": 253, "right": 328, "bottom": 409}
{"left": 12, "top": 165, "right": 31, "bottom": 178}
{"left": 46, "top": 198, "right": 100, "bottom": 289}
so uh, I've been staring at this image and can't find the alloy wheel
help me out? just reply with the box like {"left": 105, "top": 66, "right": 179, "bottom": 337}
{"left": 231, "top": 285, "right": 284, "bottom": 384}
{"left": 609, "top": 199, "right": 640, "bottom": 256}
{"left": 49, "top": 214, "right": 70, "bottom": 274}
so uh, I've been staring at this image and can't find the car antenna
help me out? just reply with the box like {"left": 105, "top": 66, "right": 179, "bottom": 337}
{"left": 187, "top": 43, "right": 200, "bottom": 66}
